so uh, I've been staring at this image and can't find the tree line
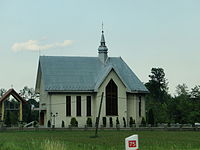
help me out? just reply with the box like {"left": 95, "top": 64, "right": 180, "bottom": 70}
{"left": 145, "top": 68, "right": 200, "bottom": 126}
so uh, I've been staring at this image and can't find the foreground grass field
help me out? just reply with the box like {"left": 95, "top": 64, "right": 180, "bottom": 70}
{"left": 0, "top": 130, "right": 200, "bottom": 150}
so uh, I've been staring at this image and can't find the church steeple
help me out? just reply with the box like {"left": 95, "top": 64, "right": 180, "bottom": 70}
{"left": 98, "top": 25, "right": 108, "bottom": 63}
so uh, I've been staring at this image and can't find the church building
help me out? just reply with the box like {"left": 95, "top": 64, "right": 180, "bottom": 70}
{"left": 35, "top": 30, "right": 148, "bottom": 128}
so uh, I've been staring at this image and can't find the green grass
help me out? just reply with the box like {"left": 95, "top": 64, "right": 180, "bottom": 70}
{"left": 0, "top": 130, "right": 200, "bottom": 150}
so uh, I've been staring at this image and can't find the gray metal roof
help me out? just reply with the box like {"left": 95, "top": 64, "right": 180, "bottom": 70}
{"left": 38, "top": 56, "right": 148, "bottom": 93}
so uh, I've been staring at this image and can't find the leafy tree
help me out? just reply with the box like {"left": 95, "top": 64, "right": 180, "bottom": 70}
{"left": 167, "top": 84, "right": 192, "bottom": 124}
{"left": 20, "top": 86, "right": 38, "bottom": 101}
{"left": 189, "top": 85, "right": 200, "bottom": 123}
{"left": 176, "top": 84, "right": 189, "bottom": 97}
{"left": 20, "top": 86, "right": 39, "bottom": 123}
{"left": 0, "top": 88, "right": 6, "bottom": 97}
{"left": 190, "top": 85, "right": 200, "bottom": 99}
{"left": 145, "top": 68, "right": 168, "bottom": 102}
{"left": 145, "top": 68, "right": 172, "bottom": 124}
{"left": 147, "top": 109, "right": 154, "bottom": 126}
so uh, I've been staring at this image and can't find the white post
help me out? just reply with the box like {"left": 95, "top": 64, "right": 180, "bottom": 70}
{"left": 125, "top": 134, "right": 139, "bottom": 150}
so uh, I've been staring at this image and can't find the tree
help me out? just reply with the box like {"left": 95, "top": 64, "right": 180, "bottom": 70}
{"left": 176, "top": 84, "right": 189, "bottom": 97}
{"left": 145, "top": 68, "right": 168, "bottom": 102}
{"left": 145, "top": 68, "right": 171, "bottom": 124}
{"left": 20, "top": 86, "right": 39, "bottom": 101}
{"left": 147, "top": 109, "right": 154, "bottom": 126}
{"left": 190, "top": 85, "right": 200, "bottom": 99}
{"left": 167, "top": 84, "right": 192, "bottom": 124}
{"left": 20, "top": 86, "right": 39, "bottom": 123}
{"left": 0, "top": 88, "right": 6, "bottom": 97}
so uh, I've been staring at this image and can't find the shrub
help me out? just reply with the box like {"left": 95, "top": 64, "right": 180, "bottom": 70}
{"left": 109, "top": 117, "right": 113, "bottom": 127}
{"left": 33, "top": 121, "right": 38, "bottom": 127}
{"left": 47, "top": 120, "right": 51, "bottom": 128}
{"left": 116, "top": 117, "right": 120, "bottom": 125}
{"left": 116, "top": 117, "right": 120, "bottom": 129}
{"left": 86, "top": 118, "right": 92, "bottom": 127}
{"left": 70, "top": 118, "right": 78, "bottom": 127}
{"left": 129, "top": 117, "right": 135, "bottom": 127}
{"left": 123, "top": 117, "right": 126, "bottom": 127}
{"left": 61, "top": 120, "right": 65, "bottom": 128}
{"left": 141, "top": 117, "right": 146, "bottom": 127}
{"left": 102, "top": 117, "right": 106, "bottom": 127}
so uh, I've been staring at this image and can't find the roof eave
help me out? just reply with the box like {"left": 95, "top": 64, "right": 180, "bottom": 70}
{"left": 46, "top": 90, "right": 96, "bottom": 94}
{"left": 127, "top": 90, "right": 149, "bottom": 94}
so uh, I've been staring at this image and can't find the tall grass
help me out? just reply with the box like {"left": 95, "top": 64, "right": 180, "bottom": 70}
{"left": 41, "top": 140, "right": 66, "bottom": 150}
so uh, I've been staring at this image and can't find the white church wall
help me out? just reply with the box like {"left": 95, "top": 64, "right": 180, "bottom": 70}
{"left": 49, "top": 93, "right": 94, "bottom": 128}
{"left": 127, "top": 94, "right": 146, "bottom": 126}
{"left": 96, "top": 70, "right": 127, "bottom": 127}
{"left": 127, "top": 94, "right": 137, "bottom": 125}
{"left": 39, "top": 77, "right": 49, "bottom": 127}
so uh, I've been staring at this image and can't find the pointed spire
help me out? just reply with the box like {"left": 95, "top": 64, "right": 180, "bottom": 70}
{"left": 98, "top": 24, "right": 108, "bottom": 52}
{"left": 98, "top": 23, "right": 108, "bottom": 63}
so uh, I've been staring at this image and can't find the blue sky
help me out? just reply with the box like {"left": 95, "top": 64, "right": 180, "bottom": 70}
{"left": 0, "top": 0, "right": 200, "bottom": 95}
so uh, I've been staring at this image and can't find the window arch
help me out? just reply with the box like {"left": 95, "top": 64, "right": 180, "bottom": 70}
{"left": 106, "top": 79, "right": 118, "bottom": 116}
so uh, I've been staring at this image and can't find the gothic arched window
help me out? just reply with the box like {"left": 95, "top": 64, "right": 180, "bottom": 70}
{"left": 106, "top": 79, "right": 118, "bottom": 116}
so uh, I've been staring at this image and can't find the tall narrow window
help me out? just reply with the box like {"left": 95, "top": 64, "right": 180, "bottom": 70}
{"left": 86, "top": 96, "right": 91, "bottom": 116}
{"left": 106, "top": 79, "right": 118, "bottom": 116}
{"left": 76, "top": 96, "right": 81, "bottom": 116}
{"left": 66, "top": 96, "right": 71, "bottom": 116}
{"left": 139, "top": 96, "right": 142, "bottom": 117}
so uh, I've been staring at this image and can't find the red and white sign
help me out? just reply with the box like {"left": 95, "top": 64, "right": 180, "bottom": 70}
{"left": 125, "top": 135, "right": 139, "bottom": 150}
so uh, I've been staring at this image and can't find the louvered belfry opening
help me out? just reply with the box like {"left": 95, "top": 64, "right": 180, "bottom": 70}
{"left": 106, "top": 79, "right": 118, "bottom": 116}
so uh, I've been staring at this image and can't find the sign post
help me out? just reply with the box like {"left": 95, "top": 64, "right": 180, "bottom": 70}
{"left": 125, "top": 134, "right": 139, "bottom": 150}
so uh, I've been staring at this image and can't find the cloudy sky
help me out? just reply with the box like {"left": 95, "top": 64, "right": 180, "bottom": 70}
{"left": 0, "top": 0, "right": 200, "bottom": 95}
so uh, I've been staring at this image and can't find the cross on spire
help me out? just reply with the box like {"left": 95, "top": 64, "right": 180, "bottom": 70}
{"left": 102, "top": 22, "right": 104, "bottom": 33}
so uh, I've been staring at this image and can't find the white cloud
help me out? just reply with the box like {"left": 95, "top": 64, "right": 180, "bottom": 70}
{"left": 12, "top": 40, "right": 73, "bottom": 52}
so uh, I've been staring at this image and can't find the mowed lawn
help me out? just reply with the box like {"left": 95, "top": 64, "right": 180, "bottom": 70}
{"left": 0, "top": 130, "right": 200, "bottom": 150}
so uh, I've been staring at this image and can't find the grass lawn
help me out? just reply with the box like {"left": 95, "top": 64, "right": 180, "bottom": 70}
{"left": 0, "top": 130, "right": 200, "bottom": 150}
